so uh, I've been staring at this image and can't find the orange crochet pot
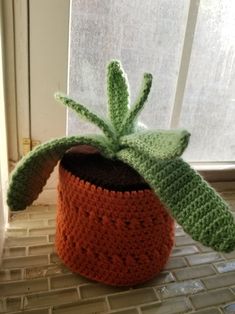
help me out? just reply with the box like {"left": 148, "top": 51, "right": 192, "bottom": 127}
{"left": 55, "top": 151, "right": 175, "bottom": 286}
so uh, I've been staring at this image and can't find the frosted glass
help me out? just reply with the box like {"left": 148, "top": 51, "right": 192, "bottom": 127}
{"left": 179, "top": 0, "right": 235, "bottom": 161}
{"left": 68, "top": 0, "right": 189, "bottom": 135}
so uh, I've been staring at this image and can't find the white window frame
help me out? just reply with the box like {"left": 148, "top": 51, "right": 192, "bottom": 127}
{"left": 1, "top": 0, "right": 235, "bottom": 185}
{"left": 0, "top": 0, "right": 9, "bottom": 256}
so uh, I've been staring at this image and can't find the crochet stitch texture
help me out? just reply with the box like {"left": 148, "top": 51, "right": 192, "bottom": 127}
{"left": 56, "top": 163, "right": 174, "bottom": 286}
{"left": 7, "top": 59, "right": 235, "bottom": 253}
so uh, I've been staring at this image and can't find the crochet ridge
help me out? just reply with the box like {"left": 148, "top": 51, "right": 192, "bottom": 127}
{"left": 7, "top": 59, "right": 235, "bottom": 253}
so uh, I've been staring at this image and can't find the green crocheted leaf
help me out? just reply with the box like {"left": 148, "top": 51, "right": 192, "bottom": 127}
{"left": 117, "top": 148, "right": 235, "bottom": 252}
{"left": 55, "top": 93, "right": 117, "bottom": 144}
{"left": 120, "top": 73, "right": 152, "bottom": 136}
{"left": 7, "top": 135, "right": 114, "bottom": 211}
{"left": 120, "top": 129, "right": 190, "bottom": 160}
{"left": 107, "top": 60, "right": 129, "bottom": 135}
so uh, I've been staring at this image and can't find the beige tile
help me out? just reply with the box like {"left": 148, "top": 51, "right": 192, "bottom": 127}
{"left": 223, "top": 302, "right": 235, "bottom": 314}
{"left": 3, "top": 246, "right": 26, "bottom": 258}
{"left": 164, "top": 257, "right": 187, "bottom": 270}
{"left": 2, "top": 255, "right": 48, "bottom": 269}
{"left": 174, "top": 265, "right": 215, "bottom": 281}
{"left": 29, "top": 227, "right": 55, "bottom": 236}
{"left": 190, "top": 288, "right": 235, "bottom": 309}
{"left": 175, "top": 228, "right": 186, "bottom": 237}
{"left": 175, "top": 235, "right": 195, "bottom": 246}
{"left": 25, "top": 205, "right": 49, "bottom": 213}
{"left": 9, "top": 219, "right": 48, "bottom": 228}
{"left": 29, "top": 212, "right": 55, "bottom": 220}
{"left": 48, "top": 219, "right": 56, "bottom": 226}
{"left": 53, "top": 298, "right": 108, "bottom": 314}
{"left": 6, "top": 296, "right": 22, "bottom": 312}
{"left": 0, "top": 278, "right": 48, "bottom": 296}
{"left": 214, "top": 260, "right": 235, "bottom": 273}
{"left": 156, "top": 280, "right": 204, "bottom": 299}
{"left": 28, "top": 244, "right": 55, "bottom": 256}
{"left": 191, "top": 308, "right": 222, "bottom": 314}
{"left": 25, "top": 264, "right": 70, "bottom": 280}
{"left": 6, "top": 228, "right": 28, "bottom": 236}
{"left": 171, "top": 245, "right": 199, "bottom": 257}
{"left": 108, "top": 288, "right": 158, "bottom": 310}
{"left": 223, "top": 250, "right": 235, "bottom": 259}
{"left": 108, "top": 309, "right": 139, "bottom": 314}
{"left": 0, "top": 269, "right": 22, "bottom": 282}
{"left": 26, "top": 205, "right": 49, "bottom": 212}
{"left": 49, "top": 234, "right": 55, "bottom": 242}
{"left": 50, "top": 253, "right": 62, "bottom": 264}
{"left": 141, "top": 297, "right": 192, "bottom": 314}
{"left": 51, "top": 274, "right": 89, "bottom": 289}
{"left": 10, "top": 212, "right": 29, "bottom": 221}
{"left": 80, "top": 283, "right": 126, "bottom": 299}
{"left": 12, "top": 309, "right": 49, "bottom": 314}
{"left": 186, "top": 252, "right": 223, "bottom": 266}
{"left": 137, "top": 272, "right": 175, "bottom": 288}
{"left": 0, "top": 299, "right": 4, "bottom": 312}
{"left": 196, "top": 244, "right": 213, "bottom": 253}
{"left": 202, "top": 272, "right": 235, "bottom": 289}
{"left": 48, "top": 205, "right": 57, "bottom": 212}
{"left": 5, "top": 236, "right": 48, "bottom": 247}
{"left": 24, "top": 288, "right": 78, "bottom": 308}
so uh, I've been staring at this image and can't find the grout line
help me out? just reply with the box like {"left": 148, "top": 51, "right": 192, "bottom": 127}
{"left": 104, "top": 295, "right": 111, "bottom": 311}
{"left": 137, "top": 307, "right": 142, "bottom": 314}
{"left": 76, "top": 285, "right": 82, "bottom": 300}
{"left": 48, "top": 277, "right": 51, "bottom": 291}
{"left": 20, "top": 295, "right": 24, "bottom": 310}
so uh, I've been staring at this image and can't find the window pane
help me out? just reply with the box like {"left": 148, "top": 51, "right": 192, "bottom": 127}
{"left": 180, "top": 0, "right": 235, "bottom": 161}
{"left": 68, "top": 0, "right": 189, "bottom": 135}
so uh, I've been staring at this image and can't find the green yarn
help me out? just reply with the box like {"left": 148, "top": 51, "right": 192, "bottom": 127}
{"left": 120, "top": 73, "right": 152, "bottom": 136}
{"left": 107, "top": 60, "right": 129, "bottom": 136}
{"left": 7, "top": 59, "right": 235, "bottom": 253}
{"left": 55, "top": 93, "right": 117, "bottom": 146}
{"left": 7, "top": 135, "right": 114, "bottom": 210}
{"left": 120, "top": 129, "right": 190, "bottom": 160}
{"left": 117, "top": 148, "right": 235, "bottom": 252}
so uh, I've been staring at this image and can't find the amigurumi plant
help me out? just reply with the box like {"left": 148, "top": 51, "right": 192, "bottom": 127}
{"left": 7, "top": 60, "right": 235, "bottom": 286}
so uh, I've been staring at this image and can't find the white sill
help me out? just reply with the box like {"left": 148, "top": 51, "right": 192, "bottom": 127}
{"left": 190, "top": 162, "right": 235, "bottom": 171}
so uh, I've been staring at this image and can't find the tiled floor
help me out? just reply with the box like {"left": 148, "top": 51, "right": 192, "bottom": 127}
{"left": 0, "top": 191, "right": 235, "bottom": 314}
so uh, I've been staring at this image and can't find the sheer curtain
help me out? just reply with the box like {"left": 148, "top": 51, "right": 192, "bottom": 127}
{"left": 68, "top": 0, "right": 235, "bottom": 163}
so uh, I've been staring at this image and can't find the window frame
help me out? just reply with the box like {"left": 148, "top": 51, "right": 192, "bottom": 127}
{"left": 1, "top": 0, "right": 235, "bottom": 186}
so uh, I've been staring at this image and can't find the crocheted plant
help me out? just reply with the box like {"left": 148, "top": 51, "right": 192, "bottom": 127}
{"left": 7, "top": 60, "right": 235, "bottom": 253}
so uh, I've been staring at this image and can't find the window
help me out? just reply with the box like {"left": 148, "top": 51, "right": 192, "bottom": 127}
{"left": 68, "top": 0, "right": 235, "bottom": 163}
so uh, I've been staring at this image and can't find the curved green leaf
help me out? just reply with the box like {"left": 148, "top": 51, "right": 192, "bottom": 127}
{"left": 120, "top": 73, "right": 152, "bottom": 136}
{"left": 117, "top": 148, "right": 235, "bottom": 252}
{"left": 107, "top": 60, "right": 129, "bottom": 135}
{"left": 120, "top": 129, "right": 190, "bottom": 160}
{"left": 7, "top": 135, "right": 114, "bottom": 211}
{"left": 55, "top": 93, "right": 117, "bottom": 145}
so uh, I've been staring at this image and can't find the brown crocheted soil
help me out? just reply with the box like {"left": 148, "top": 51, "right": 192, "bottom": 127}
{"left": 60, "top": 145, "right": 150, "bottom": 191}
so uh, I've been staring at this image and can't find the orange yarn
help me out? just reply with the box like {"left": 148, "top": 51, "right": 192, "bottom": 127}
{"left": 55, "top": 163, "right": 175, "bottom": 286}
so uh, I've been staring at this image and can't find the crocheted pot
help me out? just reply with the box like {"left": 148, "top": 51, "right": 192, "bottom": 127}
{"left": 55, "top": 150, "right": 175, "bottom": 286}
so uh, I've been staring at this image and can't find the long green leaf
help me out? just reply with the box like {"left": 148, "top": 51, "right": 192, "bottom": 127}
{"left": 120, "top": 73, "right": 152, "bottom": 136}
{"left": 55, "top": 93, "right": 117, "bottom": 144}
{"left": 7, "top": 135, "right": 114, "bottom": 211}
{"left": 117, "top": 148, "right": 235, "bottom": 252}
{"left": 120, "top": 129, "right": 190, "bottom": 160}
{"left": 107, "top": 60, "right": 129, "bottom": 135}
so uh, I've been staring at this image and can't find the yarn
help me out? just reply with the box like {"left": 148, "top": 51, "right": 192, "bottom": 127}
{"left": 7, "top": 135, "right": 114, "bottom": 210}
{"left": 6, "top": 59, "right": 235, "bottom": 254}
{"left": 56, "top": 162, "right": 174, "bottom": 286}
{"left": 117, "top": 148, "right": 235, "bottom": 252}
